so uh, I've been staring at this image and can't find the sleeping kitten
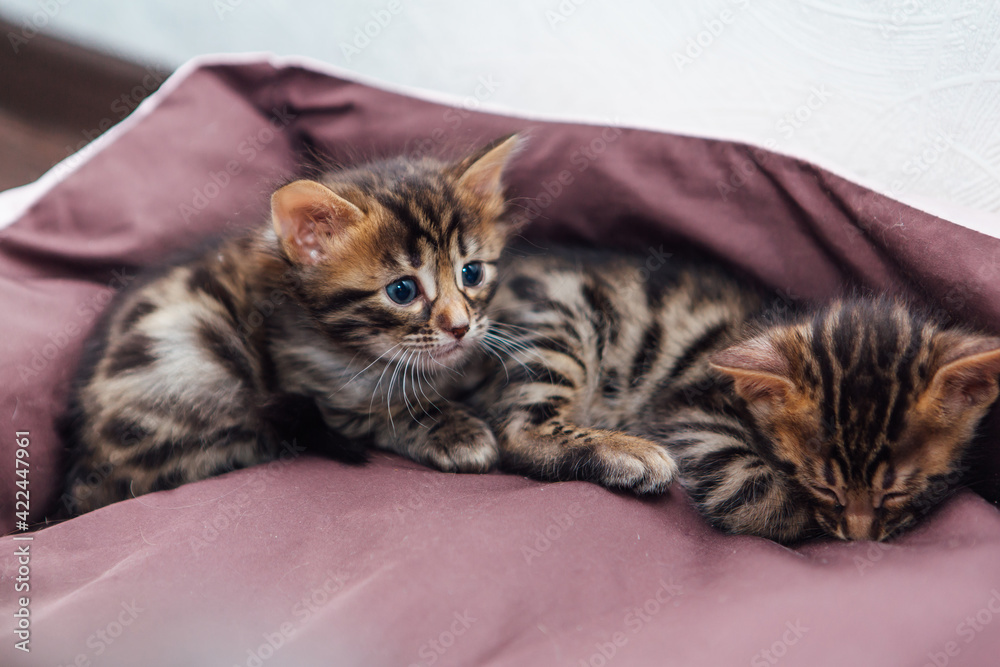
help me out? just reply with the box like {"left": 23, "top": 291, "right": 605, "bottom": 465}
{"left": 59, "top": 135, "right": 521, "bottom": 515}
{"left": 474, "top": 247, "right": 1000, "bottom": 542}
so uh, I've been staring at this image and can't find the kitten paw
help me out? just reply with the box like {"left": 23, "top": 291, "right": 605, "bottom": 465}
{"left": 420, "top": 414, "right": 499, "bottom": 473}
{"left": 588, "top": 433, "right": 678, "bottom": 494}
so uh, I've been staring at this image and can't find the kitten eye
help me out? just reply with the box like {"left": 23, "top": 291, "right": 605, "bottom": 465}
{"left": 880, "top": 491, "right": 908, "bottom": 506}
{"left": 461, "top": 261, "right": 485, "bottom": 287}
{"left": 386, "top": 278, "right": 418, "bottom": 305}
{"left": 811, "top": 485, "right": 843, "bottom": 507}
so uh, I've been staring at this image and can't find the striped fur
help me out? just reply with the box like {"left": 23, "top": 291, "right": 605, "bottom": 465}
{"left": 474, "top": 247, "right": 1000, "bottom": 542}
{"left": 60, "top": 136, "right": 522, "bottom": 515}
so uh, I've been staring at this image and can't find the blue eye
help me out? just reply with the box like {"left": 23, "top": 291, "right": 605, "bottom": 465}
{"left": 386, "top": 278, "right": 418, "bottom": 305}
{"left": 462, "top": 262, "right": 484, "bottom": 287}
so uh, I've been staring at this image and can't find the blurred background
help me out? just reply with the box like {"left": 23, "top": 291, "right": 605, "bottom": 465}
{"left": 1, "top": 0, "right": 998, "bottom": 232}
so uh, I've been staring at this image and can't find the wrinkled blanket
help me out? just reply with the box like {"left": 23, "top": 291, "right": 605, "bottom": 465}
{"left": 2, "top": 57, "right": 1000, "bottom": 667}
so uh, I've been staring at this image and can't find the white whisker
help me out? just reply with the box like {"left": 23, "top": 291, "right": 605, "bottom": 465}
{"left": 385, "top": 349, "right": 409, "bottom": 436}
{"left": 428, "top": 352, "right": 462, "bottom": 375}
{"left": 338, "top": 343, "right": 401, "bottom": 392}
{"left": 419, "top": 352, "right": 448, "bottom": 402}
{"left": 487, "top": 319, "right": 561, "bottom": 344}
{"left": 480, "top": 340, "right": 511, "bottom": 384}
{"left": 368, "top": 347, "right": 404, "bottom": 434}
{"left": 400, "top": 350, "right": 421, "bottom": 426}
{"left": 484, "top": 332, "right": 544, "bottom": 374}
{"left": 411, "top": 351, "right": 439, "bottom": 423}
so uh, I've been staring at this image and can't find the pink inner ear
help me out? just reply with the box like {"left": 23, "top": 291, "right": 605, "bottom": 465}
{"left": 455, "top": 134, "right": 521, "bottom": 199}
{"left": 709, "top": 336, "right": 795, "bottom": 405}
{"left": 271, "top": 180, "right": 364, "bottom": 265}
{"left": 709, "top": 336, "right": 790, "bottom": 378}
{"left": 932, "top": 337, "right": 1000, "bottom": 410}
{"left": 731, "top": 373, "right": 792, "bottom": 403}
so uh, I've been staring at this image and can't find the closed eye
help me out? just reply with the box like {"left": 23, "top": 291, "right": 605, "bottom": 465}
{"left": 810, "top": 485, "right": 843, "bottom": 508}
{"left": 880, "top": 491, "right": 908, "bottom": 506}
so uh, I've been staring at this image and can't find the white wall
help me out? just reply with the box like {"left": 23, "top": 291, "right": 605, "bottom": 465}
{"left": 3, "top": 0, "right": 999, "bottom": 232}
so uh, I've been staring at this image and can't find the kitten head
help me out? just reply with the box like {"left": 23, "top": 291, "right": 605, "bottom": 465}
{"left": 710, "top": 298, "right": 1000, "bottom": 541}
{"left": 269, "top": 134, "right": 522, "bottom": 368}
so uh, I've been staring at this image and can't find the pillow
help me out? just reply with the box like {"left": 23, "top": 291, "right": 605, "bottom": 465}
{"left": 2, "top": 56, "right": 1000, "bottom": 667}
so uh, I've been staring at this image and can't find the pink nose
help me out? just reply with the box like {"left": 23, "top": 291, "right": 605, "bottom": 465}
{"left": 450, "top": 324, "right": 469, "bottom": 340}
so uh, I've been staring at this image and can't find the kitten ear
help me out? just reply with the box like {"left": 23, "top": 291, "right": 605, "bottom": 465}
{"left": 453, "top": 134, "right": 522, "bottom": 199}
{"left": 709, "top": 337, "right": 796, "bottom": 406}
{"left": 271, "top": 180, "right": 364, "bottom": 265}
{"left": 926, "top": 334, "right": 1000, "bottom": 415}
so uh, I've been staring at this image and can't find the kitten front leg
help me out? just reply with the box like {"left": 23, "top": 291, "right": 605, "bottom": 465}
{"left": 493, "top": 403, "right": 678, "bottom": 494}
{"left": 394, "top": 402, "right": 499, "bottom": 473}
{"left": 326, "top": 401, "right": 499, "bottom": 473}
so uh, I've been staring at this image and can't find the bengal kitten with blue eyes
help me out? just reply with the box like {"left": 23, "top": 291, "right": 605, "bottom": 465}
{"left": 59, "top": 135, "right": 521, "bottom": 515}
{"left": 474, "top": 248, "right": 1000, "bottom": 542}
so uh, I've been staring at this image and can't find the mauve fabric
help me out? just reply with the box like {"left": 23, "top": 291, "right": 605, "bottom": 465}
{"left": 2, "top": 60, "right": 1000, "bottom": 666}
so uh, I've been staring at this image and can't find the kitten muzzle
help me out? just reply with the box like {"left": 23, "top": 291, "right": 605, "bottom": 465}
{"left": 842, "top": 496, "right": 878, "bottom": 540}
{"left": 431, "top": 340, "right": 467, "bottom": 363}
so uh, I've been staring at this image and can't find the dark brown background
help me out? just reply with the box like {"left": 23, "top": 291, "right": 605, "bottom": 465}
{"left": 0, "top": 17, "right": 169, "bottom": 190}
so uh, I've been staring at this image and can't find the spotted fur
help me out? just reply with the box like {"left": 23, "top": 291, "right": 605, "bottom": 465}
{"left": 474, "top": 247, "right": 1000, "bottom": 542}
{"left": 59, "top": 135, "right": 522, "bottom": 514}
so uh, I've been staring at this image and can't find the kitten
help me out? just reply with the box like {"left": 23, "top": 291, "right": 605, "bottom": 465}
{"left": 474, "top": 247, "right": 1000, "bottom": 542}
{"left": 59, "top": 135, "right": 522, "bottom": 515}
